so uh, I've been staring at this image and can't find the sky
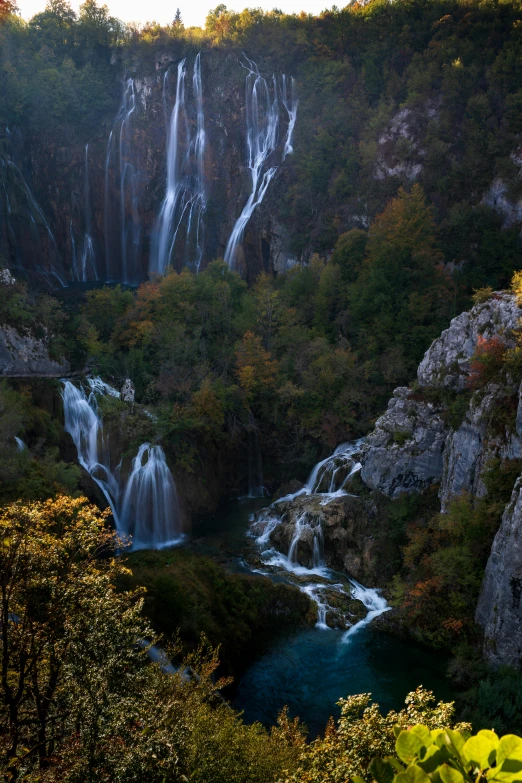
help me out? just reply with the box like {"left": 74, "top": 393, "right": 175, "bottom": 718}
{"left": 16, "top": 0, "right": 331, "bottom": 28}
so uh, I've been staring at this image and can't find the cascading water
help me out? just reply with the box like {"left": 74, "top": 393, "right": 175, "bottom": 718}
{"left": 61, "top": 378, "right": 183, "bottom": 550}
{"left": 276, "top": 439, "right": 364, "bottom": 505}
{"left": 71, "top": 144, "right": 97, "bottom": 282}
{"left": 104, "top": 79, "right": 141, "bottom": 285}
{"left": 281, "top": 74, "right": 298, "bottom": 159}
{"left": 249, "top": 439, "right": 390, "bottom": 634}
{"left": 120, "top": 443, "right": 183, "bottom": 550}
{"left": 224, "top": 56, "right": 297, "bottom": 270}
{"left": 150, "top": 53, "right": 207, "bottom": 276}
{"left": 61, "top": 379, "right": 121, "bottom": 515}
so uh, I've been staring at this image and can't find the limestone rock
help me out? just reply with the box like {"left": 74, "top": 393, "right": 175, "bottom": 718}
{"left": 417, "top": 292, "right": 520, "bottom": 390}
{"left": 0, "top": 268, "right": 16, "bottom": 285}
{"left": 439, "top": 384, "right": 503, "bottom": 510}
{"left": 360, "top": 387, "right": 447, "bottom": 497}
{"left": 0, "top": 324, "right": 70, "bottom": 377}
{"left": 121, "top": 378, "right": 135, "bottom": 405}
{"left": 476, "top": 477, "right": 522, "bottom": 667}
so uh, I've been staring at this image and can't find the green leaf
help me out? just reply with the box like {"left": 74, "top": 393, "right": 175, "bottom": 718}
{"left": 444, "top": 729, "right": 468, "bottom": 757}
{"left": 369, "top": 757, "right": 395, "bottom": 783}
{"left": 439, "top": 764, "right": 466, "bottom": 783}
{"left": 385, "top": 756, "right": 406, "bottom": 774}
{"left": 417, "top": 745, "right": 452, "bottom": 773}
{"left": 497, "top": 736, "right": 522, "bottom": 767}
{"left": 396, "top": 726, "right": 433, "bottom": 763}
{"left": 395, "top": 764, "right": 432, "bottom": 783}
{"left": 464, "top": 731, "right": 499, "bottom": 770}
{"left": 352, "top": 776, "right": 367, "bottom": 783}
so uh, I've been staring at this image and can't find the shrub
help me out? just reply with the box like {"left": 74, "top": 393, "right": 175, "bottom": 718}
{"left": 368, "top": 724, "right": 522, "bottom": 783}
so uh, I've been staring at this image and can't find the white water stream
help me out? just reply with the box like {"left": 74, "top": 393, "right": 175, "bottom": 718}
{"left": 150, "top": 53, "right": 207, "bottom": 276}
{"left": 61, "top": 378, "right": 184, "bottom": 550}
{"left": 224, "top": 56, "right": 297, "bottom": 270}
{"left": 249, "top": 440, "right": 390, "bottom": 639}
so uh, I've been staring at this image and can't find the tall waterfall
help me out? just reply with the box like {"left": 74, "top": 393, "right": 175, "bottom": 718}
{"left": 61, "top": 379, "right": 183, "bottom": 550}
{"left": 150, "top": 53, "right": 207, "bottom": 276}
{"left": 72, "top": 144, "right": 97, "bottom": 282}
{"left": 224, "top": 56, "right": 298, "bottom": 271}
{"left": 104, "top": 79, "right": 141, "bottom": 285}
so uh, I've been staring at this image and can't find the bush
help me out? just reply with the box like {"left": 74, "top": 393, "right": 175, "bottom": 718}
{"left": 369, "top": 724, "right": 522, "bottom": 783}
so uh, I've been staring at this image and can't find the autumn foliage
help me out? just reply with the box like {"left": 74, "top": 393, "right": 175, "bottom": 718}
{"left": 466, "top": 336, "right": 507, "bottom": 390}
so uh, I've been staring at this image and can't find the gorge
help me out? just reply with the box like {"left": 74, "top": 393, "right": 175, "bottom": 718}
{"left": 4, "top": 0, "right": 522, "bottom": 775}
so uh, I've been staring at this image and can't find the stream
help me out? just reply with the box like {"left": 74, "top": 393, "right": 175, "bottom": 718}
{"left": 193, "top": 493, "right": 452, "bottom": 738}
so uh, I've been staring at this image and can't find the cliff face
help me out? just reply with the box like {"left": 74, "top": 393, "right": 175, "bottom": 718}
{"left": 476, "top": 478, "right": 522, "bottom": 667}
{"left": 361, "top": 293, "right": 522, "bottom": 505}
{"left": 359, "top": 290, "right": 522, "bottom": 665}
{"left": 0, "top": 324, "right": 70, "bottom": 377}
{"left": 0, "top": 48, "right": 298, "bottom": 287}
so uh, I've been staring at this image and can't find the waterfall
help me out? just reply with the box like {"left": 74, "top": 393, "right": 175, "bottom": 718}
{"left": 224, "top": 56, "right": 297, "bottom": 270}
{"left": 281, "top": 74, "right": 298, "bottom": 159}
{"left": 342, "top": 581, "right": 390, "bottom": 642}
{"left": 80, "top": 144, "right": 97, "bottom": 281}
{"left": 71, "top": 145, "right": 97, "bottom": 282}
{"left": 250, "top": 438, "right": 390, "bottom": 633}
{"left": 150, "top": 53, "right": 207, "bottom": 276}
{"left": 275, "top": 439, "right": 364, "bottom": 505}
{"left": 14, "top": 436, "right": 26, "bottom": 451}
{"left": 61, "top": 379, "right": 121, "bottom": 515}
{"left": 61, "top": 378, "right": 183, "bottom": 550}
{"left": 104, "top": 79, "right": 141, "bottom": 285}
{"left": 120, "top": 443, "right": 183, "bottom": 550}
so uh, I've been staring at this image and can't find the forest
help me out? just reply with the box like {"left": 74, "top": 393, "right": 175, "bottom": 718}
{"left": 3, "top": 0, "right": 522, "bottom": 778}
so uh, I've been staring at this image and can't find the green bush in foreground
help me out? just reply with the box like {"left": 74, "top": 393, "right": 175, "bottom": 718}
{"left": 366, "top": 725, "right": 522, "bottom": 783}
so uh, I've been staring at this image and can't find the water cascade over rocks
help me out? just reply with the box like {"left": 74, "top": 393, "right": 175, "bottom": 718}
{"left": 249, "top": 440, "right": 390, "bottom": 637}
{"left": 150, "top": 53, "right": 207, "bottom": 276}
{"left": 61, "top": 378, "right": 183, "bottom": 550}
{"left": 224, "top": 56, "right": 298, "bottom": 270}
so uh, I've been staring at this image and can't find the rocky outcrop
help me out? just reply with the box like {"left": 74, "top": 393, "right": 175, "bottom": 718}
{"left": 417, "top": 292, "right": 520, "bottom": 390}
{"left": 360, "top": 387, "right": 447, "bottom": 497}
{"left": 439, "top": 382, "right": 522, "bottom": 510}
{"left": 0, "top": 324, "right": 70, "bottom": 377}
{"left": 476, "top": 478, "right": 522, "bottom": 666}
{"left": 252, "top": 491, "right": 396, "bottom": 587}
{"left": 361, "top": 292, "right": 522, "bottom": 505}
{"left": 358, "top": 289, "right": 522, "bottom": 664}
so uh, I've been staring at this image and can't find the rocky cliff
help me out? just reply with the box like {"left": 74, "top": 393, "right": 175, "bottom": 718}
{"left": 359, "top": 290, "right": 522, "bottom": 665}
{"left": 361, "top": 292, "right": 522, "bottom": 505}
{"left": 0, "top": 324, "right": 70, "bottom": 377}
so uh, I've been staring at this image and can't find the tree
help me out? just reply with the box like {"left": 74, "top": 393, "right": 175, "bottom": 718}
{"left": 173, "top": 7, "right": 183, "bottom": 27}
{"left": 0, "top": 495, "right": 304, "bottom": 781}
{"left": 0, "top": 0, "right": 16, "bottom": 21}
{"left": 0, "top": 496, "right": 151, "bottom": 774}
{"left": 349, "top": 185, "right": 453, "bottom": 378}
